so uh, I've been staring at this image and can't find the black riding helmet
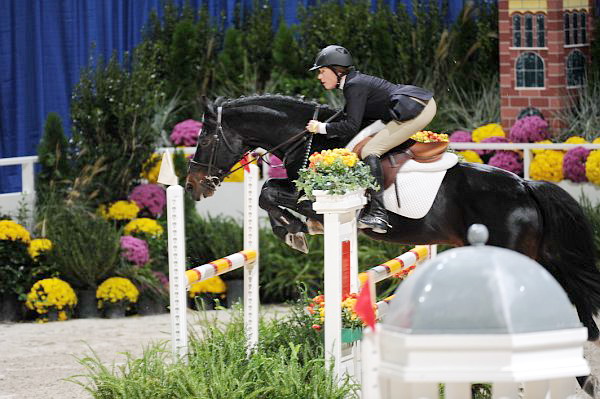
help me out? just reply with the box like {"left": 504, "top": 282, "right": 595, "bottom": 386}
{"left": 309, "top": 45, "right": 353, "bottom": 71}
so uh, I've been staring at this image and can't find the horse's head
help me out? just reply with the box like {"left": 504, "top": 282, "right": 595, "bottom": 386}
{"left": 185, "top": 101, "right": 246, "bottom": 200}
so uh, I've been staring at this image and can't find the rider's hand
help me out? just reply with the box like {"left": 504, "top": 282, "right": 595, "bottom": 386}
{"left": 306, "top": 120, "right": 325, "bottom": 134}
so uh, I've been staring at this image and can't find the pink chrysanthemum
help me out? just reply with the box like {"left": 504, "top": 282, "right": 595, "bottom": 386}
{"left": 509, "top": 116, "right": 550, "bottom": 143}
{"left": 563, "top": 146, "right": 590, "bottom": 182}
{"left": 153, "top": 271, "right": 169, "bottom": 290}
{"left": 449, "top": 130, "right": 472, "bottom": 142}
{"left": 268, "top": 155, "right": 288, "bottom": 179}
{"left": 129, "top": 184, "right": 166, "bottom": 217}
{"left": 170, "top": 119, "right": 202, "bottom": 146}
{"left": 488, "top": 151, "right": 523, "bottom": 175}
{"left": 120, "top": 235, "right": 150, "bottom": 266}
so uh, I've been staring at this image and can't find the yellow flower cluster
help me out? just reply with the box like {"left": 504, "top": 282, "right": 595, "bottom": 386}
{"left": 565, "top": 136, "right": 587, "bottom": 144}
{"left": 25, "top": 278, "right": 77, "bottom": 315}
{"left": 586, "top": 150, "right": 600, "bottom": 185}
{"left": 96, "top": 277, "right": 139, "bottom": 304}
{"left": 28, "top": 238, "right": 53, "bottom": 259}
{"left": 141, "top": 153, "right": 162, "bottom": 183}
{"left": 189, "top": 276, "right": 227, "bottom": 297}
{"left": 0, "top": 220, "right": 31, "bottom": 243}
{"left": 471, "top": 123, "right": 505, "bottom": 143}
{"left": 530, "top": 150, "right": 564, "bottom": 182}
{"left": 107, "top": 200, "right": 140, "bottom": 221}
{"left": 410, "top": 130, "right": 449, "bottom": 143}
{"left": 308, "top": 148, "right": 358, "bottom": 169}
{"left": 458, "top": 150, "right": 483, "bottom": 163}
{"left": 341, "top": 295, "right": 359, "bottom": 323}
{"left": 124, "top": 218, "right": 164, "bottom": 236}
{"left": 532, "top": 140, "right": 553, "bottom": 155}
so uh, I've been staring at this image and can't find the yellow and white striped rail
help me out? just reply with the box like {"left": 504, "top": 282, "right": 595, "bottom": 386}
{"left": 358, "top": 245, "right": 429, "bottom": 285}
{"left": 185, "top": 249, "right": 257, "bottom": 285}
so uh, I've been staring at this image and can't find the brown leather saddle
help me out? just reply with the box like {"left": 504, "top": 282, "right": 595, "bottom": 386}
{"left": 352, "top": 137, "right": 449, "bottom": 190}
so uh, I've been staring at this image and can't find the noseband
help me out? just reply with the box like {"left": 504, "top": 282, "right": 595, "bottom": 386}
{"left": 188, "top": 106, "right": 236, "bottom": 191}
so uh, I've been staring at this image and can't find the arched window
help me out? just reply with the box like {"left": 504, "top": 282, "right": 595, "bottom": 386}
{"left": 516, "top": 52, "right": 545, "bottom": 88}
{"left": 566, "top": 50, "right": 586, "bottom": 87}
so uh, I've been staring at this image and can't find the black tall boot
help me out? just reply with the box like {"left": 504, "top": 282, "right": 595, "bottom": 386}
{"left": 358, "top": 155, "right": 390, "bottom": 233}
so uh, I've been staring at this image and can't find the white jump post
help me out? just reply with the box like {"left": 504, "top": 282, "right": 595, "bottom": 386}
{"left": 161, "top": 152, "right": 260, "bottom": 360}
{"left": 313, "top": 189, "right": 367, "bottom": 380}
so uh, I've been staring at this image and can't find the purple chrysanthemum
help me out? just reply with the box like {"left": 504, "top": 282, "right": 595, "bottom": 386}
{"left": 129, "top": 184, "right": 166, "bottom": 217}
{"left": 488, "top": 151, "right": 523, "bottom": 175}
{"left": 476, "top": 136, "right": 510, "bottom": 156}
{"left": 563, "top": 146, "right": 590, "bottom": 182}
{"left": 120, "top": 235, "right": 150, "bottom": 266}
{"left": 268, "top": 154, "right": 288, "bottom": 179}
{"left": 509, "top": 116, "right": 550, "bottom": 143}
{"left": 170, "top": 119, "right": 202, "bottom": 146}
{"left": 449, "top": 130, "right": 472, "bottom": 142}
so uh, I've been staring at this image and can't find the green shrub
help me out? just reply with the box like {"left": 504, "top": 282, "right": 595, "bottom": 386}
{"left": 73, "top": 306, "right": 357, "bottom": 398}
{"left": 36, "top": 112, "right": 71, "bottom": 204}
{"left": 44, "top": 204, "right": 120, "bottom": 290}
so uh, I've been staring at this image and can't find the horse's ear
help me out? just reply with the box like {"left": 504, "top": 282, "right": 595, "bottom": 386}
{"left": 214, "top": 96, "right": 226, "bottom": 107}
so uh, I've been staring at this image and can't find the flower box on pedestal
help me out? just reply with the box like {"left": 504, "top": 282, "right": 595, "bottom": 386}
{"left": 341, "top": 327, "right": 363, "bottom": 343}
{"left": 312, "top": 189, "right": 366, "bottom": 214}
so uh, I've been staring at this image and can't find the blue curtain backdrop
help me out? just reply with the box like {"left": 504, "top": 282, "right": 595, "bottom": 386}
{"left": 0, "top": 0, "right": 468, "bottom": 193}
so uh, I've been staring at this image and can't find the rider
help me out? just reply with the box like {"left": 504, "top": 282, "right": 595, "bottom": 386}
{"left": 306, "top": 45, "right": 436, "bottom": 234}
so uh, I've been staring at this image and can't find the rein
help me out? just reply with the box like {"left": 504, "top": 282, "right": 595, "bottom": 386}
{"left": 190, "top": 105, "right": 343, "bottom": 181}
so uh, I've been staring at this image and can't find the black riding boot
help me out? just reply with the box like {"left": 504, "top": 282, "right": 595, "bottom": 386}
{"left": 358, "top": 155, "right": 390, "bottom": 234}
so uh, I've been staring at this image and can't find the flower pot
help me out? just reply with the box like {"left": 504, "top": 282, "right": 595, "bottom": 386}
{"left": 408, "top": 141, "right": 448, "bottom": 162}
{"left": 225, "top": 279, "right": 243, "bottom": 308}
{"left": 76, "top": 289, "right": 99, "bottom": 318}
{"left": 190, "top": 295, "right": 215, "bottom": 311}
{"left": 312, "top": 189, "right": 367, "bottom": 214}
{"left": 46, "top": 308, "right": 59, "bottom": 322}
{"left": 137, "top": 294, "right": 166, "bottom": 315}
{"left": 341, "top": 327, "right": 363, "bottom": 343}
{"left": 0, "top": 292, "right": 21, "bottom": 322}
{"left": 103, "top": 301, "right": 126, "bottom": 319}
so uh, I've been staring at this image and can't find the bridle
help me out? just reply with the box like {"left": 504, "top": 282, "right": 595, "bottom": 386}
{"left": 188, "top": 104, "right": 343, "bottom": 192}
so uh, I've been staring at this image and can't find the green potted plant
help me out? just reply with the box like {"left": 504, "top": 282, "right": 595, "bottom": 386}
{"left": 25, "top": 277, "right": 77, "bottom": 322}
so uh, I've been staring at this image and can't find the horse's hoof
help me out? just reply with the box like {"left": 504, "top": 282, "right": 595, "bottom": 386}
{"left": 285, "top": 232, "right": 309, "bottom": 254}
{"left": 306, "top": 219, "right": 324, "bottom": 235}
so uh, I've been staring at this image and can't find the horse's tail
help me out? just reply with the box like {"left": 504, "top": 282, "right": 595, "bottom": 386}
{"left": 526, "top": 180, "right": 600, "bottom": 340}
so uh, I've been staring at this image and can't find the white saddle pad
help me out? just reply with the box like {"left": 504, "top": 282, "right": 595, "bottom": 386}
{"left": 345, "top": 122, "right": 458, "bottom": 219}
{"left": 383, "top": 152, "right": 458, "bottom": 219}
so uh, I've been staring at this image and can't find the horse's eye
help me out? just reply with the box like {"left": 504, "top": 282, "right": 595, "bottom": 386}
{"left": 200, "top": 138, "right": 211, "bottom": 146}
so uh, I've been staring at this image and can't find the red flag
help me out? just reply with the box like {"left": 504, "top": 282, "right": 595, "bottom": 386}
{"left": 354, "top": 272, "right": 376, "bottom": 330}
{"left": 241, "top": 153, "right": 251, "bottom": 172}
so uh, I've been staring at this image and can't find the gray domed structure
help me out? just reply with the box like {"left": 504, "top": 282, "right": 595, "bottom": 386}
{"left": 371, "top": 225, "right": 590, "bottom": 398}
{"left": 382, "top": 224, "right": 581, "bottom": 335}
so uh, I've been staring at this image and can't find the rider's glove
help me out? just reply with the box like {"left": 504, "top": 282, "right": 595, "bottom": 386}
{"left": 306, "top": 120, "right": 326, "bottom": 134}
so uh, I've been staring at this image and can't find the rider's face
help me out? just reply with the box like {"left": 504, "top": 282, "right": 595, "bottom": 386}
{"left": 317, "top": 67, "right": 338, "bottom": 90}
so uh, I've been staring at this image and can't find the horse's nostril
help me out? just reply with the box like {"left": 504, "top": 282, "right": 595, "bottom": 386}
{"left": 185, "top": 183, "right": 193, "bottom": 193}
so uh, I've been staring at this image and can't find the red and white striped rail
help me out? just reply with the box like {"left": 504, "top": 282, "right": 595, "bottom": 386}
{"left": 185, "top": 250, "right": 257, "bottom": 285}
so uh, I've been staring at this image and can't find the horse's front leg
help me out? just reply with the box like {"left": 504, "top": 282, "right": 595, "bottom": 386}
{"left": 259, "top": 179, "right": 323, "bottom": 253}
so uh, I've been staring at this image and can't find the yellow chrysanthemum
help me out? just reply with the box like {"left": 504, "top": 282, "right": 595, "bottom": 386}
{"left": 107, "top": 200, "right": 140, "bottom": 221}
{"left": 530, "top": 150, "right": 564, "bottom": 182}
{"left": 471, "top": 123, "right": 505, "bottom": 143}
{"left": 458, "top": 150, "right": 483, "bottom": 163}
{"left": 97, "top": 204, "right": 109, "bottom": 219}
{"left": 0, "top": 220, "right": 31, "bottom": 243}
{"left": 564, "top": 136, "right": 587, "bottom": 144}
{"left": 96, "top": 277, "right": 139, "bottom": 304}
{"left": 586, "top": 150, "right": 600, "bottom": 185}
{"left": 593, "top": 138, "right": 600, "bottom": 145}
{"left": 25, "top": 278, "right": 77, "bottom": 315}
{"left": 141, "top": 153, "right": 162, "bottom": 183}
{"left": 189, "top": 276, "right": 227, "bottom": 297}
{"left": 532, "top": 140, "right": 553, "bottom": 155}
{"left": 123, "top": 218, "right": 164, "bottom": 236}
{"left": 28, "top": 238, "right": 52, "bottom": 259}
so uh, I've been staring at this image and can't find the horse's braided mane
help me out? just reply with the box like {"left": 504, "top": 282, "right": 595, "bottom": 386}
{"left": 220, "top": 94, "right": 336, "bottom": 113}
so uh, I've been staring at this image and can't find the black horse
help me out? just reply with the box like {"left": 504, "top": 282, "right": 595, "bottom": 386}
{"left": 185, "top": 94, "right": 600, "bottom": 344}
